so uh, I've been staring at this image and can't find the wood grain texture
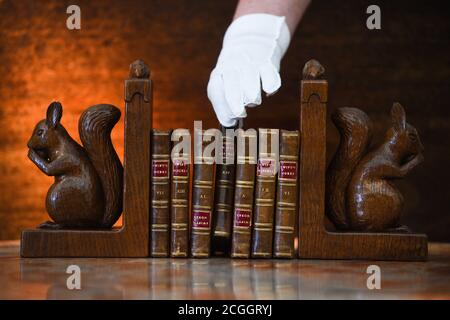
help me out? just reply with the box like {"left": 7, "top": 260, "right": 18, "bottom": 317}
{"left": 20, "top": 60, "right": 151, "bottom": 257}
{"left": 298, "top": 60, "right": 427, "bottom": 261}
{"left": 326, "top": 104, "right": 424, "bottom": 232}
{"left": 26, "top": 101, "right": 123, "bottom": 229}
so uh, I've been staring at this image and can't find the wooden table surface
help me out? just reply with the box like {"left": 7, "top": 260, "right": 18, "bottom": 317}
{"left": 0, "top": 241, "right": 449, "bottom": 300}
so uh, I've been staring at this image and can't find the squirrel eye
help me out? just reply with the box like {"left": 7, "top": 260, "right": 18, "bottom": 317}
{"left": 37, "top": 129, "right": 44, "bottom": 136}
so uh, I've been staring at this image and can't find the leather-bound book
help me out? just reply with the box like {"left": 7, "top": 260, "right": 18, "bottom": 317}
{"left": 231, "top": 130, "right": 257, "bottom": 258}
{"left": 212, "top": 130, "right": 236, "bottom": 255}
{"left": 170, "top": 129, "right": 190, "bottom": 257}
{"left": 150, "top": 130, "right": 172, "bottom": 257}
{"left": 190, "top": 131, "right": 215, "bottom": 258}
{"left": 273, "top": 130, "right": 300, "bottom": 258}
{"left": 251, "top": 129, "right": 279, "bottom": 258}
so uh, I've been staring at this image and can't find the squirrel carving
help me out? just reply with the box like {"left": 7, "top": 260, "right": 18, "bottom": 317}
{"left": 326, "top": 103, "right": 424, "bottom": 232}
{"left": 27, "top": 102, "right": 123, "bottom": 229}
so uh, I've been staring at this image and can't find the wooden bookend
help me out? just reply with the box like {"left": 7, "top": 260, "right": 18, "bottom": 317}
{"left": 297, "top": 59, "right": 427, "bottom": 261}
{"left": 20, "top": 59, "right": 151, "bottom": 257}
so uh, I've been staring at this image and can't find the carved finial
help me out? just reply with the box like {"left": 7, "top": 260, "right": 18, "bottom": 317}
{"left": 302, "top": 59, "right": 325, "bottom": 80}
{"left": 129, "top": 59, "right": 150, "bottom": 79}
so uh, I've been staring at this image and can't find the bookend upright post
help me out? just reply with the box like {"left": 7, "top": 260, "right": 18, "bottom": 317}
{"left": 297, "top": 59, "right": 428, "bottom": 261}
{"left": 20, "top": 60, "right": 151, "bottom": 257}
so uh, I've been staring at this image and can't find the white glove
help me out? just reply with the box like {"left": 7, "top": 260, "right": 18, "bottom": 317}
{"left": 207, "top": 13, "right": 291, "bottom": 127}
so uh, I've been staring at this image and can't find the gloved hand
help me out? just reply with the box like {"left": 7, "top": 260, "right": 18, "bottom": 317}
{"left": 207, "top": 13, "right": 291, "bottom": 127}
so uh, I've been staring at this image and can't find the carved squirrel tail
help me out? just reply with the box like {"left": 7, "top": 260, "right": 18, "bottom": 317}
{"left": 326, "top": 108, "right": 373, "bottom": 229}
{"left": 79, "top": 104, "right": 123, "bottom": 228}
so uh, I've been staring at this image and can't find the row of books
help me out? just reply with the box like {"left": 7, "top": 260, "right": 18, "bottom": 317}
{"left": 150, "top": 128, "right": 299, "bottom": 258}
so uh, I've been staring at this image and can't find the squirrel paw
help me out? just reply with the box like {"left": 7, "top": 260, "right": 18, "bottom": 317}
{"left": 38, "top": 221, "right": 63, "bottom": 230}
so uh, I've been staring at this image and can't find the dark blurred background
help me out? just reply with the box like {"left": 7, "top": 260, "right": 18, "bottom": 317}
{"left": 0, "top": 0, "right": 449, "bottom": 241}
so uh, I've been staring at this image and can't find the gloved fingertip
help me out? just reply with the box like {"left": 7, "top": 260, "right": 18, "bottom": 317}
{"left": 260, "top": 63, "right": 281, "bottom": 95}
{"left": 265, "top": 87, "right": 280, "bottom": 97}
{"left": 245, "top": 94, "right": 262, "bottom": 107}
{"left": 219, "top": 116, "right": 238, "bottom": 127}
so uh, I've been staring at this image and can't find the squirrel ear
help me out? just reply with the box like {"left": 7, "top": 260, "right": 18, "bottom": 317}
{"left": 46, "top": 102, "right": 63, "bottom": 128}
{"left": 391, "top": 102, "right": 406, "bottom": 131}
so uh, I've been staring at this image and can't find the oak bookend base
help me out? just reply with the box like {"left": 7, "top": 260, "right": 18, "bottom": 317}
{"left": 298, "top": 229, "right": 427, "bottom": 261}
{"left": 20, "top": 227, "right": 148, "bottom": 258}
{"left": 298, "top": 61, "right": 428, "bottom": 262}
{"left": 21, "top": 60, "right": 152, "bottom": 258}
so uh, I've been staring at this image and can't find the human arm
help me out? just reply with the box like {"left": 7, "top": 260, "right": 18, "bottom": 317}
{"left": 207, "top": 0, "right": 311, "bottom": 127}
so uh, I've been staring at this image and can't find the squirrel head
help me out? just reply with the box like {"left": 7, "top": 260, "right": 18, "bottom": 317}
{"left": 386, "top": 102, "right": 424, "bottom": 161}
{"left": 27, "top": 102, "right": 63, "bottom": 151}
{"left": 129, "top": 59, "right": 150, "bottom": 79}
{"left": 302, "top": 59, "right": 325, "bottom": 80}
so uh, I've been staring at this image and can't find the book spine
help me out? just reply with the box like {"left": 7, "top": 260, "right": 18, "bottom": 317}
{"left": 170, "top": 130, "right": 190, "bottom": 257}
{"left": 212, "top": 133, "right": 235, "bottom": 255}
{"left": 273, "top": 130, "right": 300, "bottom": 258}
{"left": 231, "top": 130, "right": 257, "bottom": 258}
{"left": 251, "top": 129, "right": 279, "bottom": 258}
{"left": 150, "top": 130, "right": 172, "bottom": 257}
{"left": 190, "top": 131, "right": 215, "bottom": 258}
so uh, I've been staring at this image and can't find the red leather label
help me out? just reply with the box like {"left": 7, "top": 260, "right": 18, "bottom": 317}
{"left": 257, "top": 159, "right": 276, "bottom": 177}
{"left": 172, "top": 159, "right": 188, "bottom": 177}
{"left": 192, "top": 211, "right": 210, "bottom": 229}
{"left": 152, "top": 160, "right": 169, "bottom": 178}
{"left": 279, "top": 161, "right": 297, "bottom": 180}
{"left": 234, "top": 208, "right": 252, "bottom": 228}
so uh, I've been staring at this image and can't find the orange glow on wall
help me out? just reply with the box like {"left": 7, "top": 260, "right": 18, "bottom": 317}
{"left": 0, "top": 0, "right": 299, "bottom": 240}
{"left": 0, "top": 0, "right": 229, "bottom": 239}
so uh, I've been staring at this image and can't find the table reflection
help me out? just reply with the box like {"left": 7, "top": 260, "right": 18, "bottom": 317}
{"left": 6, "top": 252, "right": 445, "bottom": 300}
